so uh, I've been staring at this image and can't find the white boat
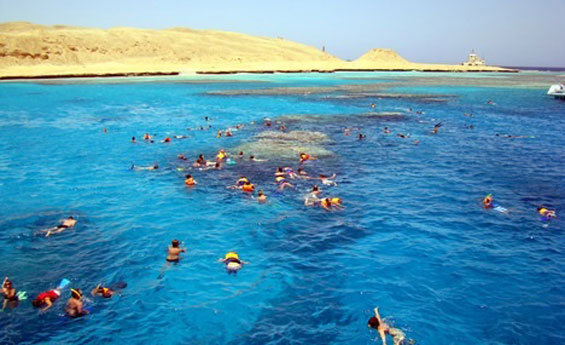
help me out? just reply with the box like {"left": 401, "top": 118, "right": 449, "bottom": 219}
{"left": 548, "top": 84, "right": 565, "bottom": 99}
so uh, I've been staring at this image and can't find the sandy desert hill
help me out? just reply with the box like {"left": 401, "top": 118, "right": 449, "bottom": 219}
{"left": 0, "top": 22, "right": 513, "bottom": 79}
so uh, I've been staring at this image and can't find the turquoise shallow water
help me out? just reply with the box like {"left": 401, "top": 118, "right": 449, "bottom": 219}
{"left": 0, "top": 72, "right": 564, "bottom": 345}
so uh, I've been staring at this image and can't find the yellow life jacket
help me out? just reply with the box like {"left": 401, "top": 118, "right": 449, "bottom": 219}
{"left": 185, "top": 178, "right": 195, "bottom": 185}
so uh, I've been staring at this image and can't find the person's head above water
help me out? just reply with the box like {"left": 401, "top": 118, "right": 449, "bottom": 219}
{"left": 312, "top": 185, "right": 319, "bottom": 191}
{"left": 171, "top": 239, "right": 180, "bottom": 248}
{"left": 367, "top": 316, "right": 380, "bottom": 329}
{"left": 153, "top": 164, "right": 159, "bottom": 169}
{"left": 70, "top": 288, "right": 82, "bottom": 299}
{"left": 277, "top": 167, "right": 283, "bottom": 172}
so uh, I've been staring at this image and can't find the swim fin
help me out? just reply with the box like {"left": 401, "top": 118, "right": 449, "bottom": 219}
{"left": 58, "top": 278, "right": 71, "bottom": 289}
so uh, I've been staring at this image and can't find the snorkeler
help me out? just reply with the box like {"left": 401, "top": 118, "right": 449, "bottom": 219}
{"left": 184, "top": 174, "right": 197, "bottom": 186}
{"left": 299, "top": 152, "right": 316, "bottom": 165}
{"left": 216, "top": 149, "right": 227, "bottom": 162}
{"left": 310, "top": 174, "right": 337, "bottom": 186}
{"left": 42, "top": 216, "right": 77, "bottom": 237}
{"left": 32, "top": 279, "right": 70, "bottom": 311}
{"left": 283, "top": 167, "right": 298, "bottom": 179}
{"left": 321, "top": 197, "right": 343, "bottom": 210}
{"left": 131, "top": 164, "right": 159, "bottom": 171}
{"left": 431, "top": 122, "right": 442, "bottom": 135}
{"left": 304, "top": 185, "right": 322, "bottom": 206}
{"left": 275, "top": 175, "right": 294, "bottom": 191}
{"left": 218, "top": 252, "right": 248, "bottom": 274}
{"left": 538, "top": 207, "right": 557, "bottom": 221}
{"left": 482, "top": 194, "right": 493, "bottom": 209}
{"left": 257, "top": 190, "right": 267, "bottom": 203}
{"left": 367, "top": 307, "right": 406, "bottom": 345}
{"left": 241, "top": 181, "right": 255, "bottom": 193}
{"left": 91, "top": 282, "right": 127, "bottom": 299}
{"left": 65, "top": 288, "right": 89, "bottom": 318}
{"left": 2, "top": 277, "right": 25, "bottom": 310}
{"left": 166, "top": 240, "right": 186, "bottom": 263}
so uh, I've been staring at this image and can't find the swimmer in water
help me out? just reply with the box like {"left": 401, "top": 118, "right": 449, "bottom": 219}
{"left": 2, "top": 278, "right": 19, "bottom": 310}
{"left": 297, "top": 168, "right": 309, "bottom": 178}
{"left": 32, "top": 285, "right": 64, "bottom": 311}
{"left": 166, "top": 240, "right": 185, "bottom": 263}
{"left": 91, "top": 282, "right": 127, "bottom": 299}
{"left": 397, "top": 133, "right": 409, "bottom": 139}
{"left": 174, "top": 135, "right": 188, "bottom": 139}
{"left": 184, "top": 174, "right": 197, "bottom": 186}
{"left": 65, "top": 288, "right": 89, "bottom": 318}
{"left": 299, "top": 152, "right": 316, "bottom": 165}
{"left": 162, "top": 137, "right": 171, "bottom": 143}
{"left": 367, "top": 307, "right": 406, "bottom": 345}
{"left": 321, "top": 197, "right": 343, "bottom": 211}
{"left": 216, "top": 130, "right": 222, "bottom": 138}
{"left": 304, "top": 185, "right": 322, "bottom": 206}
{"left": 131, "top": 164, "right": 159, "bottom": 171}
{"left": 238, "top": 151, "right": 244, "bottom": 159}
{"left": 194, "top": 154, "right": 206, "bottom": 167}
{"left": 344, "top": 128, "right": 351, "bottom": 136}
{"left": 257, "top": 190, "right": 267, "bottom": 203}
{"left": 249, "top": 155, "right": 267, "bottom": 162}
{"left": 241, "top": 181, "right": 255, "bottom": 193}
{"left": 283, "top": 167, "right": 298, "bottom": 179}
{"left": 177, "top": 154, "right": 188, "bottom": 161}
{"left": 431, "top": 122, "right": 442, "bottom": 135}
{"left": 225, "top": 130, "right": 233, "bottom": 137}
{"left": 383, "top": 127, "right": 391, "bottom": 134}
{"left": 216, "top": 149, "right": 227, "bottom": 162}
{"left": 275, "top": 175, "right": 294, "bottom": 191}
{"left": 310, "top": 174, "right": 337, "bottom": 186}
{"left": 359, "top": 133, "right": 366, "bottom": 140}
{"left": 143, "top": 133, "right": 152, "bottom": 141}
{"left": 42, "top": 216, "right": 77, "bottom": 237}
{"left": 537, "top": 207, "right": 557, "bottom": 221}
{"left": 482, "top": 194, "right": 493, "bottom": 209}
{"left": 131, "top": 136, "right": 136, "bottom": 143}
{"left": 218, "top": 252, "right": 248, "bottom": 274}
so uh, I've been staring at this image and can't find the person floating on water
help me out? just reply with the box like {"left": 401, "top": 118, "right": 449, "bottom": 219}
{"left": 91, "top": 282, "right": 127, "bottom": 299}
{"left": 2, "top": 277, "right": 26, "bottom": 310}
{"left": 431, "top": 122, "right": 442, "bottom": 135}
{"left": 216, "top": 149, "right": 227, "bottom": 162}
{"left": 321, "top": 197, "right": 343, "bottom": 211}
{"left": 32, "top": 279, "right": 70, "bottom": 311}
{"left": 257, "top": 190, "right": 267, "bottom": 203}
{"left": 131, "top": 164, "right": 159, "bottom": 171}
{"left": 275, "top": 175, "right": 294, "bottom": 191}
{"left": 537, "top": 206, "right": 557, "bottom": 222}
{"left": 299, "top": 152, "right": 316, "bottom": 165}
{"left": 283, "top": 167, "right": 298, "bottom": 179}
{"left": 218, "top": 252, "right": 248, "bottom": 274}
{"left": 241, "top": 180, "right": 255, "bottom": 193}
{"left": 482, "top": 194, "right": 493, "bottom": 209}
{"left": 41, "top": 216, "right": 77, "bottom": 237}
{"left": 304, "top": 185, "right": 322, "bottom": 206}
{"left": 184, "top": 174, "right": 197, "bottom": 186}
{"left": 65, "top": 288, "right": 89, "bottom": 318}
{"left": 367, "top": 307, "right": 407, "bottom": 345}
{"left": 482, "top": 194, "right": 508, "bottom": 213}
{"left": 309, "top": 174, "right": 337, "bottom": 186}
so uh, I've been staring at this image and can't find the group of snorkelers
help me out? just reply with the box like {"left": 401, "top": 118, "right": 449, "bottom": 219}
{"left": 482, "top": 194, "right": 557, "bottom": 224}
{"left": 2, "top": 276, "right": 126, "bottom": 317}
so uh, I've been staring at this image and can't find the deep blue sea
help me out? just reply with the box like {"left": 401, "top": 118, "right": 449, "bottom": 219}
{"left": 0, "top": 72, "right": 564, "bottom": 345}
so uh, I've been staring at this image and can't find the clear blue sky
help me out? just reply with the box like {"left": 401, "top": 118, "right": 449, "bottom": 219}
{"left": 1, "top": 0, "right": 564, "bottom": 67}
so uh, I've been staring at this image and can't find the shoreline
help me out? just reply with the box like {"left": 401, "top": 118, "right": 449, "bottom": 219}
{"left": 0, "top": 67, "right": 519, "bottom": 81}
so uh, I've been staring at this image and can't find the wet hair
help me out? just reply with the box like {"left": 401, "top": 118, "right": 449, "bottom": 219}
{"left": 277, "top": 167, "right": 283, "bottom": 172}
{"left": 319, "top": 175, "right": 327, "bottom": 178}
{"left": 172, "top": 239, "right": 179, "bottom": 248}
{"left": 68, "top": 216, "right": 74, "bottom": 220}
{"left": 215, "top": 162, "right": 220, "bottom": 168}
{"left": 368, "top": 316, "right": 380, "bottom": 329}
{"left": 239, "top": 151, "right": 243, "bottom": 155}
{"left": 153, "top": 164, "right": 159, "bottom": 169}
{"left": 312, "top": 185, "right": 319, "bottom": 191}
{"left": 250, "top": 155, "right": 255, "bottom": 160}
{"left": 4, "top": 279, "right": 12, "bottom": 287}
{"left": 71, "top": 288, "right": 82, "bottom": 299}
{"left": 258, "top": 190, "right": 264, "bottom": 196}
{"left": 132, "top": 137, "right": 136, "bottom": 141}
{"left": 185, "top": 174, "right": 192, "bottom": 179}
